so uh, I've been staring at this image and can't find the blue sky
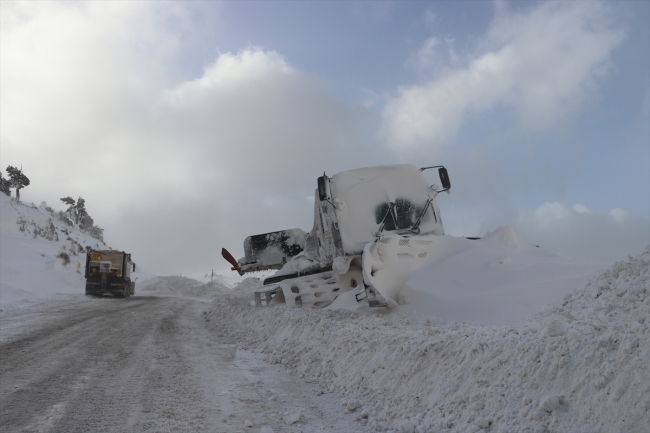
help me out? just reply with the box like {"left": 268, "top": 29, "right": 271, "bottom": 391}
{"left": 1, "top": 1, "right": 648, "bottom": 275}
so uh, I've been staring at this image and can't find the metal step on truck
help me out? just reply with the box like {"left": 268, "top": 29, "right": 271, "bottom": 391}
{"left": 85, "top": 250, "right": 136, "bottom": 298}
{"left": 222, "top": 163, "right": 451, "bottom": 309}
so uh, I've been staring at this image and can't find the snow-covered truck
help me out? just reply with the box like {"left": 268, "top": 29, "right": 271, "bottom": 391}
{"left": 222, "top": 164, "right": 451, "bottom": 308}
{"left": 85, "top": 250, "right": 136, "bottom": 298}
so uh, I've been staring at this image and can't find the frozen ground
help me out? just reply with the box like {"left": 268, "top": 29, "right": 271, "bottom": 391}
{"left": 0, "top": 291, "right": 373, "bottom": 433}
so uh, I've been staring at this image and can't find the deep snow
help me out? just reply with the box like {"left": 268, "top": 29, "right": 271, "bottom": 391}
{"left": 206, "top": 247, "right": 649, "bottom": 432}
{"left": 392, "top": 227, "right": 601, "bottom": 325}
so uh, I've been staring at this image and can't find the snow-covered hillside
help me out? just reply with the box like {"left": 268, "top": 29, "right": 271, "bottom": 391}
{"left": 0, "top": 195, "right": 111, "bottom": 311}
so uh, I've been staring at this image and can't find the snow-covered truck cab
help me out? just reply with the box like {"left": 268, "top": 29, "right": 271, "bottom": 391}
{"left": 222, "top": 164, "right": 451, "bottom": 308}
{"left": 85, "top": 250, "right": 136, "bottom": 298}
{"left": 307, "top": 164, "right": 448, "bottom": 261}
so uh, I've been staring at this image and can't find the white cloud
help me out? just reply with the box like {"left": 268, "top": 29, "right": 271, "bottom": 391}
{"left": 406, "top": 36, "right": 459, "bottom": 78}
{"left": 531, "top": 201, "right": 571, "bottom": 225}
{"left": 0, "top": 2, "right": 371, "bottom": 275}
{"left": 505, "top": 202, "right": 649, "bottom": 264}
{"left": 382, "top": 1, "right": 625, "bottom": 148}
{"left": 572, "top": 204, "right": 591, "bottom": 214}
{"left": 609, "top": 208, "right": 629, "bottom": 222}
{"left": 1, "top": 1, "right": 643, "bottom": 277}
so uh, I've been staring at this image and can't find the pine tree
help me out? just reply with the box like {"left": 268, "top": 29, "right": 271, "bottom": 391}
{"left": 58, "top": 195, "right": 104, "bottom": 241}
{"left": 6, "top": 166, "right": 30, "bottom": 201}
{"left": 60, "top": 196, "right": 77, "bottom": 224}
{"left": 76, "top": 198, "right": 91, "bottom": 230}
{"left": 0, "top": 171, "right": 11, "bottom": 196}
{"left": 60, "top": 196, "right": 76, "bottom": 206}
{"left": 75, "top": 197, "right": 88, "bottom": 224}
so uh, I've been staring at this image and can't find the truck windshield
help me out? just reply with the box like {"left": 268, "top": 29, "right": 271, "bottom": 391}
{"left": 375, "top": 199, "right": 433, "bottom": 231}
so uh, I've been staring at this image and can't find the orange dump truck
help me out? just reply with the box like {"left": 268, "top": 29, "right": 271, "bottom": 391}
{"left": 85, "top": 250, "right": 136, "bottom": 298}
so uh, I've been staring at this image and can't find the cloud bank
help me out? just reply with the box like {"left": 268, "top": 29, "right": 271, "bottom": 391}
{"left": 1, "top": 1, "right": 644, "bottom": 275}
{"left": 383, "top": 1, "right": 625, "bottom": 149}
{"left": 483, "top": 202, "right": 650, "bottom": 264}
{"left": 1, "top": 2, "right": 373, "bottom": 274}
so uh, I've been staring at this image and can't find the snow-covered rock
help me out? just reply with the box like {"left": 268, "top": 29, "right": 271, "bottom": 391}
{"left": 283, "top": 407, "right": 301, "bottom": 425}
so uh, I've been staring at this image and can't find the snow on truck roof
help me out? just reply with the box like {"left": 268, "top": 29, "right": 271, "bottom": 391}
{"left": 329, "top": 164, "right": 440, "bottom": 254}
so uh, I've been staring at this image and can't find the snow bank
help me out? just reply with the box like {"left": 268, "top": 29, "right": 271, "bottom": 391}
{"left": 333, "top": 226, "right": 599, "bottom": 325}
{"left": 206, "top": 248, "right": 649, "bottom": 433}
{"left": 139, "top": 275, "right": 228, "bottom": 299}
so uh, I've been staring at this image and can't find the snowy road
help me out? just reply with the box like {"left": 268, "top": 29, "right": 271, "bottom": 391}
{"left": 0, "top": 294, "right": 371, "bottom": 433}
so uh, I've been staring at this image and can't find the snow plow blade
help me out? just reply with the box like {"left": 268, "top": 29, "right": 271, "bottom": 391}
{"left": 221, "top": 248, "right": 243, "bottom": 275}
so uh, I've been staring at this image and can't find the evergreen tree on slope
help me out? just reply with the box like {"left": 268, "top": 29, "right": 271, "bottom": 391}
{"left": 6, "top": 166, "right": 30, "bottom": 201}
{"left": 0, "top": 171, "right": 11, "bottom": 196}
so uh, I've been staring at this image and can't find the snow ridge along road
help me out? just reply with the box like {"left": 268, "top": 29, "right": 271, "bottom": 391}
{"left": 0, "top": 292, "right": 372, "bottom": 433}
{"left": 207, "top": 248, "right": 650, "bottom": 433}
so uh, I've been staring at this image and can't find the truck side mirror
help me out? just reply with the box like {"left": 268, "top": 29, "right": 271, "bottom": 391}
{"left": 133, "top": 263, "right": 136, "bottom": 272}
{"left": 317, "top": 176, "right": 329, "bottom": 201}
{"left": 439, "top": 167, "right": 451, "bottom": 191}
